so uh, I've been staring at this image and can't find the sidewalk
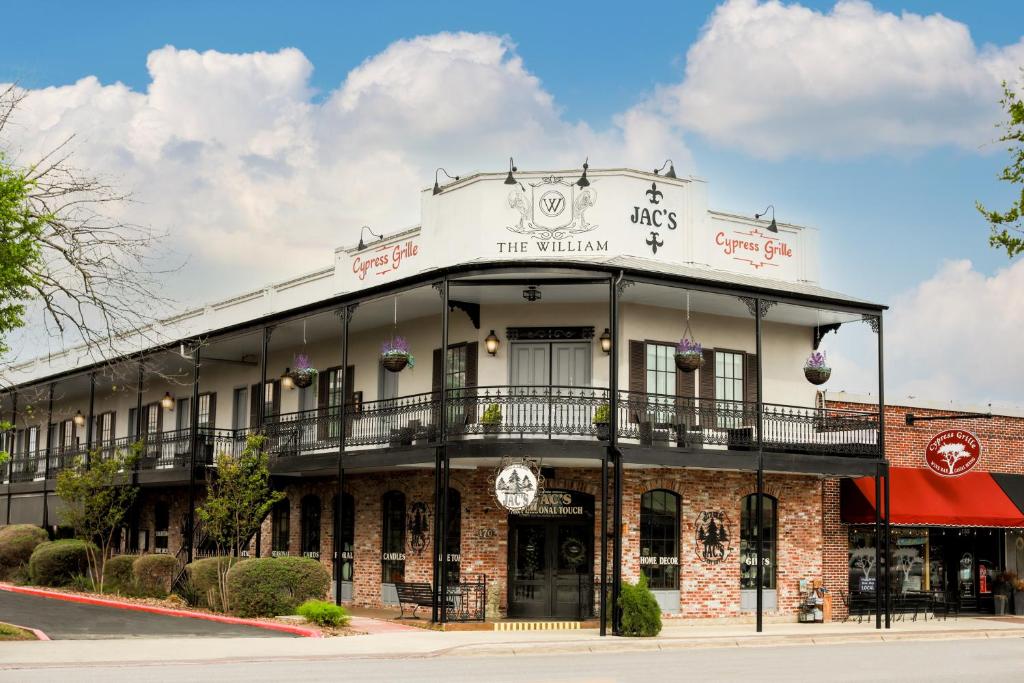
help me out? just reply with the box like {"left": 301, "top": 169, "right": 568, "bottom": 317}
{"left": 1, "top": 615, "right": 1022, "bottom": 669}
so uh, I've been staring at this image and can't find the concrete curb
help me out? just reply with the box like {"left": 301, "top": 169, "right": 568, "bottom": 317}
{"left": 0, "top": 583, "right": 322, "bottom": 638}
{"left": 0, "top": 620, "right": 50, "bottom": 641}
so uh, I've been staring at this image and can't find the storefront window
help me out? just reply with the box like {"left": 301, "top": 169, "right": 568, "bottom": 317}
{"left": 154, "top": 501, "right": 170, "bottom": 553}
{"left": 337, "top": 493, "right": 355, "bottom": 582}
{"left": 381, "top": 491, "right": 406, "bottom": 583}
{"left": 848, "top": 527, "right": 931, "bottom": 594}
{"left": 848, "top": 528, "right": 878, "bottom": 592}
{"left": 640, "top": 490, "right": 680, "bottom": 589}
{"left": 271, "top": 499, "right": 290, "bottom": 556}
{"left": 300, "top": 495, "right": 321, "bottom": 559}
{"left": 740, "top": 494, "right": 776, "bottom": 590}
{"left": 892, "top": 528, "right": 928, "bottom": 593}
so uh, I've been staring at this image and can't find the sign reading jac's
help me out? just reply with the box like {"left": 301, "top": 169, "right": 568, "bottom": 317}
{"left": 925, "top": 429, "right": 982, "bottom": 477}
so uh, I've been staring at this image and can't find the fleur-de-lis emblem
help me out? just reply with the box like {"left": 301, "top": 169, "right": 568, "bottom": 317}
{"left": 646, "top": 231, "right": 663, "bottom": 254}
{"left": 645, "top": 182, "right": 663, "bottom": 205}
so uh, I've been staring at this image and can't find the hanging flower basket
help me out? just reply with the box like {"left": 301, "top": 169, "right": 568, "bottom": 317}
{"left": 381, "top": 337, "right": 415, "bottom": 373}
{"left": 289, "top": 354, "right": 318, "bottom": 388}
{"left": 804, "top": 351, "right": 831, "bottom": 385}
{"left": 674, "top": 337, "right": 704, "bottom": 372}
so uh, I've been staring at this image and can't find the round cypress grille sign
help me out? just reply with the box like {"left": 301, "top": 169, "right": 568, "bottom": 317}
{"left": 495, "top": 464, "right": 539, "bottom": 511}
{"left": 925, "top": 429, "right": 981, "bottom": 477}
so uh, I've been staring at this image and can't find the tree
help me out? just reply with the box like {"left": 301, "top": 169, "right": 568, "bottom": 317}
{"left": 195, "top": 435, "right": 285, "bottom": 612}
{"left": 0, "top": 85, "right": 170, "bottom": 371}
{"left": 978, "top": 80, "right": 1024, "bottom": 257}
{"left": 55, "top": 445, "right": 140, "bottom": 591}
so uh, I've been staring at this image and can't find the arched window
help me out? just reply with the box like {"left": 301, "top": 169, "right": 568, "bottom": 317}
{"left": 271, "top": 499, "right": 290, "bottom": 556}
{"left": 300, "top": 495, "right": 321, "bottom": 558}
{"left": 335, "top": 492, "right": 355, "bottom": 582}
{"left": 640, "top": 490, "right": 680, "bottom": 589}
{"left": 445, "top": 488, "right": 461, "bottom": 584}
{"left": 381, "top": 491, "right": 406, "bottom": 583}
{"left": 740, "top": 494, "right": 777, "bottom": 590}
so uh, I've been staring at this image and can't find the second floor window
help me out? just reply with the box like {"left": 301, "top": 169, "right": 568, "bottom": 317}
{"left": 95, "top": 412, "right": 115, "bottom": 445}
{"left": 715, "top": 351, "right": 744, "bottom": 427}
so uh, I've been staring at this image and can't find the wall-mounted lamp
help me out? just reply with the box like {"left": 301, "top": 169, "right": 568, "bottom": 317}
{"left": 433, "top": 168, "right": 460, "bottom": 195}
{"left": 599, "top": 328, "right": 612, "bottom": 354}
{"left": 356, "top": 225, "right": 384, "bottom": 251}
{"left": 653, "top": 159, "right": 677, "bottom": 178}
{"left": 73, "top": 410, "right": 86, "bottom": 428}
{"left": 504, "top": 157, "right": 518, "bottom": 185}
{"left": 281, "top": 369, "right": 295, "bottom": 391}
{"left": 754, "top": 205, "right": 779, "bottom": 233}
{"left": 484, "top": 330, "right": 500, "bottom": 356}
{"left": 161, "top": 392, "right": 175, "bottom": 411}
{"left": 522, "top": 286, "right": 542, "bottom": 302}
{"left": 576, "top": 158, "right": 590, "bottom": 188}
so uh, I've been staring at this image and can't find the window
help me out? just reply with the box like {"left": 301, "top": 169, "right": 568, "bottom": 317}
{"left": 144, "top": 403, "right": 161, "bottom": 435}
{"left": 232, "top": 387, "right": 248, "bottom": 431}
{"left": 264, "top": 381, "right": 278, "bottom": 420}
{"left": 381, "top": 491, "right": 406, "bottom": 583}
{"left": 197, "top": 393, "right": 213, "bottom": 429}
{"left": 640, "top": 490, "right": 680, "bottom": 589}
{"left": 154, "top": 501, "right": 170, "bottom": 553}
{"left": 325, "top": 368, "right": 345, "bottom": 438}
{"left": 445, "top": 488, "right": 461, "bottom": 585}
{"left": 446, "top": 344, "right": 467, "bottom": 390}
{"left": 715, "top": 351, "right": 744, "bottom": 428}
{"left": 646, "top": 343, "right": 676, "bottom": 422}
{"left": 176, "top": 398, "right": 190, "bottom": 431}
{"left": 94, "top": 412, "right": 115, "bottom": 445}
{"left": 740, "top": 494, "right": 777, "bottom": 590}
{"left": 337, "top": 493, "right": 355, "bottom": 582}
{"left": 300, "top": 495, "right": 321, "bottom": 559}
{"left": 271, "top": 499, "right": 290, "bottom": 556}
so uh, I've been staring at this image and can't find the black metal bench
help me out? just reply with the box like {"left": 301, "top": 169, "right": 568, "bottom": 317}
{"left": 395, "top": 582, "right": 436, "bottom": 619}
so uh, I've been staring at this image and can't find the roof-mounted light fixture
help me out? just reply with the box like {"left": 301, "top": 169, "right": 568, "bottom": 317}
{"left": 504, "top": 157, "right": 518, "bottom": 185}
{"left": 357, "top": 225, "right": 383, "bottom": 251}
{"left": 754, "top": 205, "right": 779, "bottom": 233}
{"left": 576, "top": 158, "right": 590, "bottom": 188}
{"left": 433, "top": 168, "right": 460, "bottom": 195}
{"left": 522, "top": 286, "right": 542, "bottom": 302}
{"left": 653, "top": 159, "right": 677, "bottom": 178}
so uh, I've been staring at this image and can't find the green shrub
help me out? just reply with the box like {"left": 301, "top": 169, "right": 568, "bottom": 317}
{"left": 69, "top": 573, "right": 95, "bottom": 592}
{"left": 226, "top": 556, "right": 329, "bottom": 618}
{"left": 28, "top": 539, "right": 95, "bottom": 587}
{"left": 618, "top": 574, "right": 662, "bottom": 637}
{"left": 0, "top": 524, "right": 49, "bottom": 580}
{"left": 296, "top": 599, "right": 350, "bottom": 627}
{"left": 104, "top": 554, "right": 138, "bottom": 594}
{"left": 132, "top": 554, "right": 178, "bottom": 598}
{"left": 185, "top": 556, "right": 247, "bottom": 611}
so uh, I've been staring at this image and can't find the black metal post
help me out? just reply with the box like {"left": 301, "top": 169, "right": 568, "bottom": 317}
{"left": 600, "top": 447, "right": 609, "bottom": 636}
{"left": 440, "top": 442, "right": 450, "bottom": 624}
{"left": 258, "top": 327, "right": 271, "bottom": 430}
{"left": 432, "top": 447, "right": 442, "bottom": 623}
{"left": 42, "top": 382, "right": 55, "bottom": 529}
{"left": 85, "top": 372, "right": 96, "bottom": 463}
{"left": 877, "top": 313, "right": 889, "bottom": 630}
{"left": 186, "top": 344, "right": 201, "bottom": 564}
{"left": 609, "top": 274, "right": 622, "bottom": 635}
{"left": 754, "top": 296, "right": 764, "bottom": 633}
{"left": 436, "top": 279, "right": 450, "bottom": 624}
{"left": 874, "top": 461, "right": 882, "bottom": 629}
{"left": 6, "top": 392, "right": 17, "bottom": 524}
{"left": 883, "top": 462, "right": 891, "bottom": 629}
{"left": 135, "top": 362, "right": 144, "bottom": 440}
{"left": 335, "top": 306, "right": 352, "bottom": 606}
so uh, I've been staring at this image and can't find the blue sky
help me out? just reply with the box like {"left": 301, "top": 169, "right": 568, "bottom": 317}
{"left": 2, "top": 0, "right": 1023, "bottom": 402}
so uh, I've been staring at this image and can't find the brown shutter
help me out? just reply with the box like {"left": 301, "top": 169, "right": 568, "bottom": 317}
{"left": 271, "top": 380, "right": 281, "bottom": 417}
{"left": 432, "top": 348, "right": 443, "bottom": 393}
{"left": 317, "top": 371, "right": 330, "bottom": 441}
{"left": 699, "top": 349, "right": 716, "bottom": 428}
{"left": 344, "top": 365, "right": 355, "bottom": 435}
{"left": 156, "top": 403, "right": 163, "bottom": 434}
{"left": 628, "top": 340, "right": 645, "bottom": 424}
{"left": 744, "top": 353, "right": 759, "bottom": 427}
{"left": 109, "top": 412, "right": 117, "bottom": 445}
{"left": 207, "top": 393, "right": 217, "bottom": 429}
{"left": 250, "top": 383, "right": 260, "bottom": 428}
{"left": 676, "top": 358, "right": 696, "bottom": 430}
{"left": 465, "top": 342, "right": 478, "bottom": 424}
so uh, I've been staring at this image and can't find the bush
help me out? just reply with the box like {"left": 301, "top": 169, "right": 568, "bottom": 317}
{"left": 185, "top": 556, "right": 247, "bottom": 611}
{"left": 226, "top": 556, "right": 330, "bottom": 618}
{"left": 0, "top": 524, "right": 49, "bottom": 580}
{"left": 69, "top": 573, "right": 95, "bottom": 592}
{"left": 28, "top": 539, "right": 95, "bottom": 587}
{"left": 296, "top": 599, "right": 350, "bottom": 627}
{"left": 618, "top": 574, "right": 662, "bottom": 637}
{"left": 132, "top": 554, "right": 178, "bottom": 598}
{"left": 104, "top": 554, "right": 138, "bottom": 594}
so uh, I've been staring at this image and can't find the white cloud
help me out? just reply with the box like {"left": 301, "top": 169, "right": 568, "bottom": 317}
{"left": 2, "top": 33, "right": 691, "bottom": 304}
{"left": 661, "top": 0, "right": 1024, "bottom": 159}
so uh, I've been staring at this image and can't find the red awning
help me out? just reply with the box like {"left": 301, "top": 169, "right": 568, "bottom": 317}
{"left": 841, "top": 467, "right": 1024, "bottom": 528}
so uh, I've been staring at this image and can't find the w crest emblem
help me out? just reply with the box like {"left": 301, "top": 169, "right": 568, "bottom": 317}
{"left": 507, "top": 176, "right": 597, "bottom": 240}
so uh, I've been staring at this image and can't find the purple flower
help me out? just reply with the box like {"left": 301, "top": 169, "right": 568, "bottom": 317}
{"left": 676, "top": 337, "right": 702, "bottom": 355}
{"left": 805, "top": 351, "right": 829, "bottom": 369}
{"left": 293, "top": 353, "right": 313, "bottom": 371}
{"left": 381, "top": 336, "right": 411, "bottom": 355}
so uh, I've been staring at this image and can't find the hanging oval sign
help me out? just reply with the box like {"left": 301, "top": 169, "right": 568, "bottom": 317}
{"left": 925, "top": 429, "right": 981, "bottom": 477}
{"left": 495, "top": 464, "right": 539, "bottom": 511}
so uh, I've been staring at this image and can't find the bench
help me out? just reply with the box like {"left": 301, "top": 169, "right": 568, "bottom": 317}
{"left": 395, "top": 582, "right": 436, "bottom": 619}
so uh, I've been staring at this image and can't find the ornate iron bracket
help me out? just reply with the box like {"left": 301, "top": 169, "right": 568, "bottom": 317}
{"left": 448, "top": 300, "right": 480, "bottom": 329}
{"left": 861, "top": 315, "right": 880, "bottom": 334}
{"left": 812, "top": 323, "right": 843, "bottom": 350}
{"left": 432, "top": 281, "right": 446, "bottom": 299}
{"left": 333, "top": 304, "right": 358, "bottom": 324}
{"left": 738, "top": 297, "right": 777, "bottom": 319}
{"left": 615, "top": 279, "right": 634, "bottom": 296}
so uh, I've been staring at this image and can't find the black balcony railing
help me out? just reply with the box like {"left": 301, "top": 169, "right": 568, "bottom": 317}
{"left": 1, "top": 387, "right": 881, "bottom": 484}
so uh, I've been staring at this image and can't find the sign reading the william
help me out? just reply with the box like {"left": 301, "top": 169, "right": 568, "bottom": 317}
{"left": 500, "top": 177, "right": 606, "bottom": 255}
{"left": 694, "top": 510, "right": 732, "bottom": 564}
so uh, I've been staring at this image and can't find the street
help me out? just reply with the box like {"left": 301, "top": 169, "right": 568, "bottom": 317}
{"left": 3, "top": 637, "right": 1023, "bottom": 682}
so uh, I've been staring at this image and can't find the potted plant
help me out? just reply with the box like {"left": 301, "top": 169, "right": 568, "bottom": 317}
{"left": 593, "top": 404, "right": 611, "bottom": 441}
{"left": 287, "top": 353, "right": 318, "bottom": 388}
{"left": 804, "top": 351, "right": 831, "bottom": 385}
{"left": 381, "top": 337, "right": 415, "bottom": 373}
{"left": 480, "top": 403, "right": 502, "bottom": 436}
{"left": 1014, "top": 578, "right": 1024, "bottom": 616}
{"left": 674, "top": 338, "right": 703, "bottom": 372}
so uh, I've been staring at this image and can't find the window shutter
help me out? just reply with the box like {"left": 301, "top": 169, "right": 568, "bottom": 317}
{"left": 432, "top": 348, "right": 443, "bottom": 394}
{"left": 344, "top": 365, "right": 355, "bottom": 435}
{"left": 699, "top": 349, "right": 716, "bottom": 401}
{"left": 128, "top": 408, "right": 137, "bottom": 441}
{"left": 271, "top": 380, "right": 282, "bottom": 417}
{"left": 628, "top": 340, "right": 645, "bottom": 424}
{"left": 110, "top": 412, "right": 117, "bottom": 444}
{"left": 465, "top": 342, "right": 478, "bottom": 424}
{"left": 250, "top": 383, "right": 260, "bottom": 428}
{"left": 675, "top": 357, "right": 696, "bottom": 430}
{"left": 156, "top": 403, "right": 163, "bottom": 434}
{"left": 744, "top": 353, "right": 759, "bottom": 428}
{"left": 316, "top": 372, "right": 330, "bottom": 441}
{"left": 207, "top": 394, "right": 217, "bottom": 429}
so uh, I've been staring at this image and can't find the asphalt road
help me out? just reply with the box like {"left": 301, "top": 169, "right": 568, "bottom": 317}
{"left": 3, "top": 637, "right": 1024, "bottom": 682}
{"left": 0, "top": 590, "right": 294, "bottom": 639}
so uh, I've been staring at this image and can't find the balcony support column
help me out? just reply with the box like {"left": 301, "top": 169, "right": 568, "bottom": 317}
{"left": 433, "top": 277, "right": 450, "bottom": 624}
{"left": 883, "top": 461, "right": 891, "bottom": 629}
{"left": 755, "top": 296, "right": 764, "bottom": 634}
{"left": 877, "top": 314, "right": 889, "bottom": 630}
{"left": 187, "top": 343, "right": 201, "bottom": 565}
{"left": 42, "top": 382, "right": 55, "bottom": 529}
{"left": 334, "top": 305, "right": 353, "bottom": 607}
{"left": 5, "top": 391, "right": 16, "bottom": 523}
{"left": 609, "top": 273, "right": 622, "bottom": 636}
{"left": 85, "top": 372, "right": 96, "bottom": 463}
{"left": 874, "top": 461, "right": 882, "bottom": 628}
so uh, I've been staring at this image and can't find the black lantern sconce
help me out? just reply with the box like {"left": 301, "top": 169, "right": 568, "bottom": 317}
{"left": 484, "top": 330, "right": 500, "bottom": 356}
{"left": 653, "top": 159, "right": 677, "bottom": 178}
{"left": 433, "top": 168, "right": 460, "bottom": 195}
{"left": 576, "top": 158, "right": 590, "bottom": 188}
{"left": 73, "top": 410, "right": 86, "bottom": 428}
{"left": 599, "top": 328, "right": 612, "bottom": 354}
{"left": 160, "top": 392, "right": 175, "bottom": 411}
{"left": 356, "top": 225, "right": 384, "bottom": 251}
{"left": 281, "top": 369, "right": 295, "bottom": 391}
{"left": 754, "top": 205, "right": 779, "bottom": 233}
{"left": 522, "top": 286, "right": 542, "bottom": 302}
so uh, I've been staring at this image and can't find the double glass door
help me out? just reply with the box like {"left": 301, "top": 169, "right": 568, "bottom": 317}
{"left": 509, "top": 519, "right": 592, "bottom": 619}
